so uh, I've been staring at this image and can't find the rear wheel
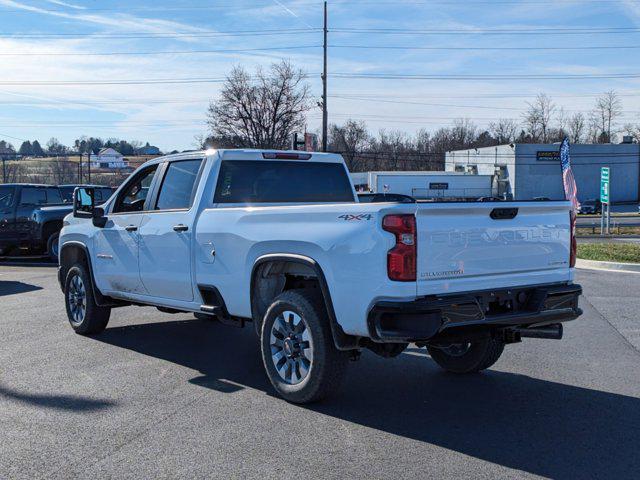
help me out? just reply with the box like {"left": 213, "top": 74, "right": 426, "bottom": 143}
{"left": 427, "top": 338, "right": 505, "bottom": 374}
{"left": 64, "top": 264, "right": 110, "bottom": 335}
{"left": 260, "top": 290, "right": 349, "bottom": 404}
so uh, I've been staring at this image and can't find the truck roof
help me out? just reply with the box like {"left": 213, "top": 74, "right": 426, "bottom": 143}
{"left": 58, "top": 184, "right": 111, "bottom": 188}
{"left": 139, "top": 149, "right": 345, "bottom": 167}
{"left": 0, "top": 183, "right": 56, "bottom": 187}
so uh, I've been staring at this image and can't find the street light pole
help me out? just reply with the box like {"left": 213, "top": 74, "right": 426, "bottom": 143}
{"left": 321, "top": 0, "right": 328, "bottom": 152}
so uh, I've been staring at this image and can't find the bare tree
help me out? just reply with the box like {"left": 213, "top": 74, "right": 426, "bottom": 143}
{"left": 622, "top": 123, "right": 640, "bottom": 143}
{"left": 206, "top": 61, "right": 312, "bottom": 149}
{"left": 587, "top": 112, "right": 601, "bottom": 143}
{"left": 593, "top": 90, "right": 622, "bottom": 143}
{"left": 328, "top": 120, "right": 370, "bottom": 171}
{"left": 523, "top": 94, "right": 555, "bottom": 143}
{"left": 450, "top": 118, "right": 479, "bottom": 147}
{"left": 488, "top": 118, "right": 519, "bottom": 144}
{"left": 49, "top": 157, "right": 76, "bottom": 184}
{"left": 568, "top": 113, "right": 585, "bottom": 143}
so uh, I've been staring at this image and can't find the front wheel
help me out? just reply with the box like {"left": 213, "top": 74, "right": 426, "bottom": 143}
{"left": 47, "top": 232, "right": 60, "bottom": 262}
{"left": 64, "top": 264, "right": 111, "bottom": 335}
{"left": 426, "top": 338, "right": 505, "bottom": 374}
{"left": 260, "top": 290, "right": 349, "bottom": 404}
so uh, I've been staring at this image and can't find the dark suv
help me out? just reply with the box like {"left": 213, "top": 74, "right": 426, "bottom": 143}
{"left": 0, "top": 184, "right": 72, "bottom": 260}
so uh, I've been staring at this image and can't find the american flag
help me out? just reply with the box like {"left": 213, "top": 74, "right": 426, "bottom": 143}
{"left": 560, "top": 138, "right": 580, "bottom": 211}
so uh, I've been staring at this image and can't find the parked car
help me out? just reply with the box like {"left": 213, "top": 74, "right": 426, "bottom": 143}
{"left": 0, "top": 184, "right": 71, "bottom": 260}
{"left": 58, "top": 150, "right": 582, "bottom": 403}
{"left": 58, "top": 185, "right": 114, "bottom": 204}
{"left": 357, "top": 193, "right": 416, "bottom": 203}
{"left": 578, "top": 199, "right": 602, "bottom": 214}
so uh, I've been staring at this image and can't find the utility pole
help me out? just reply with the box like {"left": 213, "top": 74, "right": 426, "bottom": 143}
{"left": 2, "top": 158, "right": 6, "bottom": 183}
{"left": 321, "top": 0, "right": 328, "bottom": 152}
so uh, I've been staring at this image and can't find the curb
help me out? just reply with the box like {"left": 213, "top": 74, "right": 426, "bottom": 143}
{"left": 576, "top": 258, "right": 640, "bottom": 273}
{"left": 577, "top": 235, "right": 640, "bottom": 239}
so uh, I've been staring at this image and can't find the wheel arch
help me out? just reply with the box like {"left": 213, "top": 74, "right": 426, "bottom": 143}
{"left": 42, "top": 219, "right": 63, "bottom": 242}
{"left": 59, "top": 241, "right": 121, "bottom": 307}
{"left": 250, "top": 253, "right": 358, "bottom": 350}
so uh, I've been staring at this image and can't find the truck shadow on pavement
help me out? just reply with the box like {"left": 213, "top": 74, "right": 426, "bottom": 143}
{"left": 0, "top": 384, "right": 114, "bottom": 412}
{"left": 0, "top": 281, "right": 42, "bottom": 297}
{"left": 95, "top": 318, "right": 640, "bottom": 479}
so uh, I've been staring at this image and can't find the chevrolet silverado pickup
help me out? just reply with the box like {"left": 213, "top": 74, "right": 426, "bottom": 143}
{"left": 58, "top": 150, "right": 582, "bottom": 403}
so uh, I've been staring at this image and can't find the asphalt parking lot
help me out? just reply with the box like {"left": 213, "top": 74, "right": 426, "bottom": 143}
{"left": 1, "top": 263, "right": 639, "bottom": 479}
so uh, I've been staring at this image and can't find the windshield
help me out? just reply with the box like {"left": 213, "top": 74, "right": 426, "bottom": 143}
{"left": 0, "top": 186, "right": 14, "bottom": 208}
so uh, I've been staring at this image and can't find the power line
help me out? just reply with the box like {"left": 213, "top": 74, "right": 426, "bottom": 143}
{"left": 3, "top": 71, "right": 638, "bottom": 86}
{"left": 329, "top": 94, "right": 640, "bottom": 114}
{"left": 0, "top": 29, "right": 322, "bottom": 39}
{"left": 332, "top": 26, "right": 640, "bottom": 35}
{"left": 0, "top": 77, "right": 261, "bottom": 86}
{"left": 0, "top": 132, "right": 27, "bottom": 142}
{"left": 4, "top": 44, "right": 638, "bottom": 57}
{"left": 0, "top": 0, "right": 635, "bottom": 12}
{"left": 332, "top": 91, "right": 640, "bottom": 99}
{"left": 0, "top": 45, "right": 321, "bottom": 57}
{"left": 331, "top": 44, "right": 640, "bottom": 51}
{"left": 330, "top": 72, "right": 640, "bottom": 80}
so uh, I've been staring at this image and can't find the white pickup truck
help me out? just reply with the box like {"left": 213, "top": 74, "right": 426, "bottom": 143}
{"left": 58, "top": 149, "right": 582, "bottom": 403}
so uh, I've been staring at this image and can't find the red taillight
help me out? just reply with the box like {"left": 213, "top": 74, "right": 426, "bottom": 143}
{"left": 382, "top": 214, "right": 416, "bottom": 281}
{"left": 570, "top": 211, "right": 577, "bottom": 268}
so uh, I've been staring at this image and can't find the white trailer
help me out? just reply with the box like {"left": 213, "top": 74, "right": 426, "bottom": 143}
{"left": 359, "top": 171, "right": 495, "bottom": 200}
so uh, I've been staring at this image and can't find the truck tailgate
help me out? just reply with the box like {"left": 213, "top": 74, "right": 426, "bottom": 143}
{"left": 416, "top": 202, "right": 572, "bottom": 295}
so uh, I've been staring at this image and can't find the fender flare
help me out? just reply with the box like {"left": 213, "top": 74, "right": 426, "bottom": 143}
{"left": 59, "top": 241, "right": 120, "bottom": 307}
{"left": 250, "top": 253, "right": 358, "bottom": 351}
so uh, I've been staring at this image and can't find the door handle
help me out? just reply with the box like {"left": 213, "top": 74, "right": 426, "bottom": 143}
{"left": 173, "top": 224, "right": 189, "bottom": 232}
{"left": 125, "top": 225, "right": 138, "bottom": 232}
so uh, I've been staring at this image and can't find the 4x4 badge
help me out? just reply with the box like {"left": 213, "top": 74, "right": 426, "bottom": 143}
{"left": 338, "top": 214, "right": 372, "bottom": 221}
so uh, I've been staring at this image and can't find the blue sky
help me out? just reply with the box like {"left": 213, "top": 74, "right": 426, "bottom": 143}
{"left": 1, "top": 0, "right": 639, "bottom": 151}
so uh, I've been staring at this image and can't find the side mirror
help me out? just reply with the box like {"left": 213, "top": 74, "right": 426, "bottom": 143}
{"left": 92, "top": 207, "right": 107, "bottom": 228}
{"left": 73, "top": 187, "right": 95, "bottom": 218}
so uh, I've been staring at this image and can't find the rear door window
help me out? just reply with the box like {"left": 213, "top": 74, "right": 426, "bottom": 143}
{"left": 214, "top": 161, "right": 354, "bottom": 204}
{"left": 155, "top": 159, "right": 203, "bottom": 210}
{"left": 20, "top": 188, "right": 47, "bottom": 205}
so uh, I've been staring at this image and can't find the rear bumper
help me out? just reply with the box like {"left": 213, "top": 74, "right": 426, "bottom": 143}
{"left": 368, "top": 282, "right": 582, "bottom": 343}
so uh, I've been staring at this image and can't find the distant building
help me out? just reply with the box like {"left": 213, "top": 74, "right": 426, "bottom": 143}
{"left": 136, "top": 144, "right": 161, "bottom": 155}
{"left": 90, "top": 148, "right": 128, "bottom": 169}
{"left": 350, "top": 171, "right": 494, "bottom": 199}
{"left": 445, "top": 141, "right": 640, "bottom": 203}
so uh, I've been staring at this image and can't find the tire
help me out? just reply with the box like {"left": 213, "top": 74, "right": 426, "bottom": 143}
{"left": 260, "top": 290, "right": 349, "bottom": 404}
{"left": 427, "top": 338, "right": 505, "bottom": 374}
{"left": 47, "top": 232, "right": 60, "bottom": 262}
{"left": 64, "top": 264, "right": 111, "bottom": 335}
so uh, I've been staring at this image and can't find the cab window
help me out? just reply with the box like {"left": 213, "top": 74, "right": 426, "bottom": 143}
{"left": 113, "top": 165, "right": 158, "bottom": 213}
{"left": 46, "top": 187, "right": 63, "bottom": 204}
{"left": 155, "top": 159, "right": 202, "bottom": 211}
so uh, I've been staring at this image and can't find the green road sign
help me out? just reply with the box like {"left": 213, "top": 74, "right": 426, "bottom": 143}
{"left": 600, "top": 167, "right": 610, "bottom": 203}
